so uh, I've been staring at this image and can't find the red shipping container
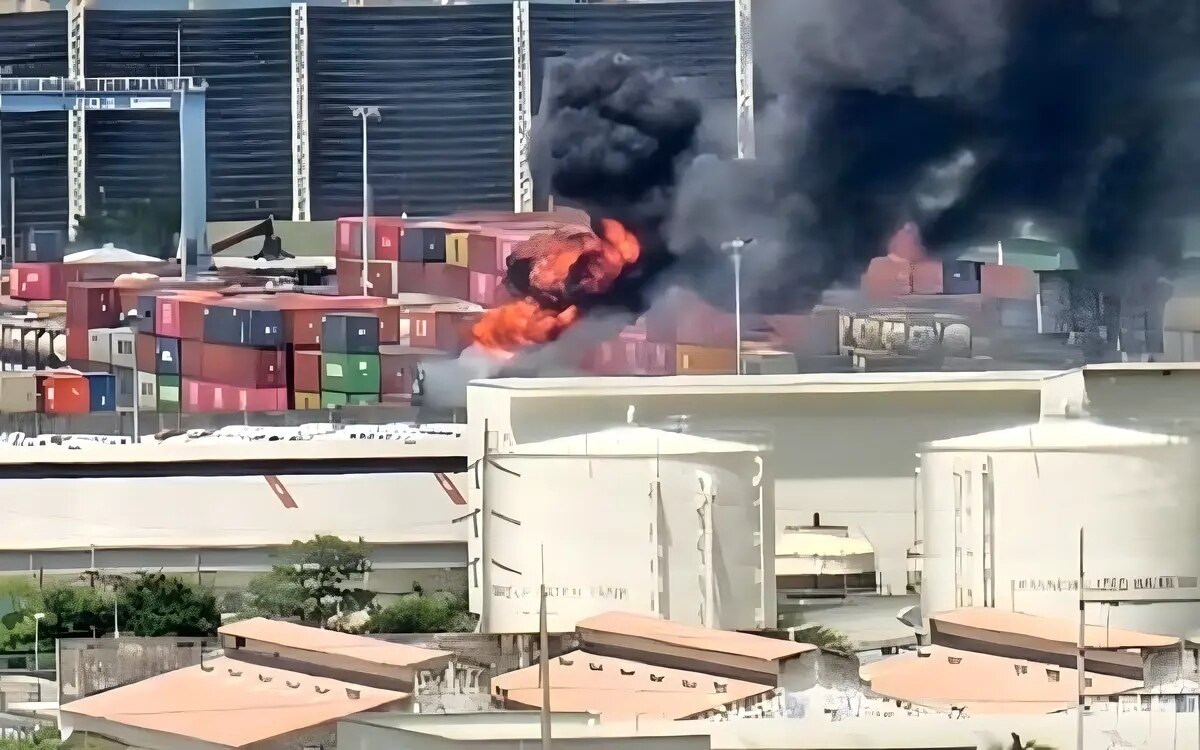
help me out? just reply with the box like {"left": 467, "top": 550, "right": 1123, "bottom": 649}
{"left": 377, "top": 306, "right": 401, "bottom": 344}
{"left": 181, "top": 339, "right": 205, "bottom": 379}
{"left": 469, "top": 271, "right": 502, "bottom": 307}
{"left": 293, "top": 349, "right": 321, "bottom": 393}
{"left": 337, "top": 257, "right": 365, "bottom": 296}
{"left": 862, "top": 256, "right": 914, "bottom": 298}
{"left": 135, "top": 333, "right": 157, "bottom": 371}
{"left": 398, "top": 310, "right": 478, "bottom": 352}
{"left": 980, "top": 264, "right": 1037, "bottom": 300}
{"left": 12, "top": 263, "right": 77, "bottom": 301}
{"left": 200, "top": 342, "right": 287, "bottom": 388}
{"left": 66, "top": 282, "right": 121, "bottom": 329}
{"left": 155, "top": 296, "right": 183, "bottom": 338}
{"left": 212, "top": 383, "right": 287, "bottom": 412}
{"left": 43, "top": 373, "right": 90, "bottom": 414}
{"left": 336, "top": 218, "right": 364, "bottom": 260}
{"left": 423, "top": 263, "right": 471, "bottom": 300}
{"left": 394, "top": 262, "right": 428, "bottom": 294}
{"left": 366, "top": 260, "right": 398, "bottom": 298}
{"left": 374, "top": 219, "right": 403, "bottom": 262}
{"left": 178, "top": 293, "right": 221, "bottom": 341}
{"left": 911, "top": 260, "right": 945, "bottom": 295}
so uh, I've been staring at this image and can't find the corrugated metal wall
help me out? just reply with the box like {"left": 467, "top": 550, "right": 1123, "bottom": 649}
{"left": 307, "top": 5, "right": 514, "bottom": 221}
{"left": 83, "top": 8, "right": 292, "bottom": 222}
{"left": 0, "top": 11, "right": 68, "bottom": 241}
{"left": 529, "top": 1, "right": 736, "bottom": 116}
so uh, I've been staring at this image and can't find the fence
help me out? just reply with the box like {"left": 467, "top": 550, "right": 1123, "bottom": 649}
{"left": 56, "top": 636, "right": 218, "bottom": 706}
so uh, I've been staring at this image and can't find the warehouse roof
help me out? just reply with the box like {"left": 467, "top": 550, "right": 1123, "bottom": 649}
{"left": 491, "top": 649, "right": 773, "bottom": 720}
{"left": 577, "top": 611, "right": 815, "bottom": 662}
{"left": 863, "top": 645, "right": 1139, "bottom": 714}
{"left": 471, "top": 371, "right": 1059, "bottom": 397}
{"left": 931, "top": 609, "right": 1178, "bottom": 650}
{"left": 923, "top": 419, "right": 1185, "bottom": 451}
{"left": 507, "top": 426, "right": 764, "bottom": 456}
{"left": 220, "top": 618, "right": 452, "bottom": 669}
{"left": 59, "top": 656, "right": 407, "bottom": 748}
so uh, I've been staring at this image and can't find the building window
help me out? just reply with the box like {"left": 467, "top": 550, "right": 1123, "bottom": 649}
{"left": 116, "top": 339, "right": 132, "bottom": 355}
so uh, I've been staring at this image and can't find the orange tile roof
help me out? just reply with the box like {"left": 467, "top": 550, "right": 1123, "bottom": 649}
{"left": 863, "top": 646, "right": 1141, "bottom": 715}
{"left": 576, "top": 611, "right": 815, "bottom": 662}
{"left": 932, "top": 608, "right": 1178, "bottom": 650}
{"left": 219, "top": 617, "right": 452, "bottom": 668}
{"left": 60, "top": 656, "right": 407, "bottom": 747}
{"left": 491, "top": 649, "right": 773, "bottom": 721}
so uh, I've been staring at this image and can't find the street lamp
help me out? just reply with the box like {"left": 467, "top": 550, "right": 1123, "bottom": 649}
{"left": 350, "top": 106, "right": 382, "bottom": 298}
{"left": 719, "top": 238, "right": 755, "bottom": 374}
{"left": 32, "top": 612, "right": 44, "bottom": 671}
{"left": 125, "top": 310, "right": 141, "bottom": 442}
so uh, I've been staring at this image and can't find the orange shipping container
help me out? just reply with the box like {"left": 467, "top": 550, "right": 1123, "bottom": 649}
{"left": 43, "top": 373, "right": 91, "bottom": 414}
{"left": 675, "top": 344, "right": 737, "bottom": 374}
{"left": 980, "top": 264, "right": 1038, "bottom": 300}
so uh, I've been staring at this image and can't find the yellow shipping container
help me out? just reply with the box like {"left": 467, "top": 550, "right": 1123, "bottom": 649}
{"left": 294, "top": 391, "right": 321, "bottom": 410}
{"left": 447, "top": 233, "right": 470, "bottom": 267}
{"left": 675, "top": 344, "right": 737, "bottom": 374}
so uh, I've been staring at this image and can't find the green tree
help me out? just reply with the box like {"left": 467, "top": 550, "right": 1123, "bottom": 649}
{"left": 115, "top": 573, "right": 219, "bottom": 637}
{"left": 0, "top": 726, "right": 61, "bottom": 750}
{"left": 369, "top": 591, "right": 476, "bottom": 634}
{"left": 791, "top": 625, "right": 853, "bottom": 655}
{"left": 0, "top": 583, "right": 114, "bottom": 652}
{"left": 244, "top": 535, "right": 373, "bottom": 623}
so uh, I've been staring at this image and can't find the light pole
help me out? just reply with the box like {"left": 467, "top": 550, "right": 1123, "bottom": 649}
{"left": 350, "top": 106, "right": 381, "bottom": 298}
{"left": 720, "top": 238, "right": 754, "bottom": 374}
{"left": 32, "top": 612, "right": 44, "bottom": 671}
{"left": 125, "top": 310, "right": 141, "bottom": 442}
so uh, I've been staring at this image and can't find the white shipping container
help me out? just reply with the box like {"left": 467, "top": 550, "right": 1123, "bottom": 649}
{"left": 88, "top": 329, "right": 113, "bottom": 365}
{"left": 136, "top": 370, "right": 157, "bottom": 411}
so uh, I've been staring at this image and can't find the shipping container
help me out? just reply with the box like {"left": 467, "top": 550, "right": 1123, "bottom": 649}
{"left": 133, "top": 294, "right": 159, "bottom": 333}
{"left": 422, "top": 264, "right": 471, "bottom": 301}
{"left": 944, "top": 261, "right": 982, "bottom": 295}
{"left": 980, "top": 264, "right": 1038, "bottom": 300}
{"left": 911, "top": 260, "right": 944, "bottom": 295}
{"left": 180, "top": 339, "right": 206, "bottom": 379}
{"left": 11, "top": 263, "right": 77, "bottom": 301}
{"left": 375, "top": 220, "right": 402, "bottom": 262}
{"left": 862, "top": 256, "right": 914, "bottom": 298}
{"left": 293, "top": 349, "right": 322, "bottom": 393}
{"left": 366, "top": 260, "right": 399, "bottom": 298}
{"left": 294, "top": 391, "right": 321, "bottom": 410}
{"left": 67, "top": 282, "right": 122, "bottom": 330}
{"left": 644, "top": 289, "right": 738, "bottom": 347}
{"left": 675, "top": 345, "right": 737, "bottom": 375}
{"left": 282, "top": 297, "right": 390, "bottom": 348}
{"left": 157, "top": 374, "right": 181, "bottom": 413}
{"left": 469, "top": 271, "right": 503, "bottom": 307}
{"left": 84, "top": 372, "right": 116, "bottom": 412}
{"left": 200, "top": 342, "right": 287, "bottom": 388}
{"left": 136, "top": 371, "right": 157, "bottom": 411}
{"left": 186, "top": 379, "right": 287, "bottom": 413}
{"left": 203, "top": 303, "right": 284, "bottom": 348}
{"left": 321, "top": 391, "right": 379, "bottom": 408}
{"left": 115, "top": 366, "right": 135, "bottom": 410}
{"left": 379, "top": 345, "right": 451, "bottom": 397}
{"left": 155, "top": 336, "right": 181, "bottom": 376}
{"left": 43, "top": 372, "right": 91, "bottom": 415}
{"left": 155, "top": 296, "right": 182, "bottom": 339}
{"left": 0, "top": 372, "right": 36, "bottom": 413}
{"left": 178, "top": 294, "right": 221, "bottom": 342}
{"left": 321, "top": 352, "right": 381, "bottom": 394}
{"left": 322, "top": 314, "right": 380, "bottom": 355}
{"left": 337, "top": 257, "right": 365, "bottom": 296}
{"left": 88, "top": 328, "right": 115, "bottom": 365}
{"left": 396, "top": 310, "right": 477, "bottom": 353}
{"left": 400, "top": 227, "right": 448, "bottom": 263}
{"left": 447, "top": 233, "right": 470, "bottom": 267}
{"left": 135, "top": 333, "right": 156, "bottom": 372}
{"left": 335, "top": 217, "right": 364, "bottom": 260}
{"left": 393, "top": 262, "right": 429, "bottom": 295}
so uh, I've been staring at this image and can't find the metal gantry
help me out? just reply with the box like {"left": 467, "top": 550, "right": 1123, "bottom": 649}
{"left": 0, "top": 76, "right": 211, "bottom": 277}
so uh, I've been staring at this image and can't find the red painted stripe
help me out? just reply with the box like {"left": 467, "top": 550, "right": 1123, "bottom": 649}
{"left": 264, "top": 475, "right": 299, "bottom": 509}
{"left": 435, "top": 473, "right": 467, "bottom": 505}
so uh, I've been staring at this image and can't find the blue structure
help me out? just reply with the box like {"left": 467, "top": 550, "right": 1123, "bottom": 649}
{"left": 83, "top": 372, "right": 116, "bottom": 412}
{"left": 0, "top": 76, "right": 210, "bottom": 275}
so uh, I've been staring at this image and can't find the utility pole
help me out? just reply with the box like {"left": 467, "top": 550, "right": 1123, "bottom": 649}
{"left": 539, "top": 545, "right": 552, "bottom": 750}
{"left": 720, "top": 238, "right": 754, "bottom": 374}
{"left": 350, "top": 106, "right": 381, "bottom": 298}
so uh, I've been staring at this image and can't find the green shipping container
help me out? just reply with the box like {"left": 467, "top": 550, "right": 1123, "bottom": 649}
{"left": 157, "top": 374, "right": 180, "bottom": 413}
{"left": 321, "top": 352, "right": 380, "bottom": 394}
{"left": 321, "top": 391, "right": 380, "bottom": 408}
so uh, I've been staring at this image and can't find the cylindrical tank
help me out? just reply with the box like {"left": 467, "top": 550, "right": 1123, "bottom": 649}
{"left": 920, "top": 419, "right": 1200, "bottom": 636}
{"left": 480, "top": 426, "right": 773, "bottom": 634}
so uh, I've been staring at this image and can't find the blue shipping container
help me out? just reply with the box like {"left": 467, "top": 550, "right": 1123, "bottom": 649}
{"left": 84, "top": 372, "right": 116, "bottom": 412}
{"left": 155, "top": 336, "right": 181, "bottom": 376}
{"left": 133, "top": 295, "right": 157, "bottom": 333}
{"left": 203, "top": 306, "right": 283, "bottom": 348}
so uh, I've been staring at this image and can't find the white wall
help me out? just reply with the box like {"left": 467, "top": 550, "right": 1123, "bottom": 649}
{"left": 921, "top": 442, "right": 1200, "bottom": 636}
{"left": 477, "top": 450, "right": 772, "bottom": 633}
{"left": 468, "top": 383, "right": 1043, "bottom": 604}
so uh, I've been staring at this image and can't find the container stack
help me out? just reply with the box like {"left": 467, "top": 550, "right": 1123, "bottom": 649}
{"left": 320, "top": 313, "right": 381, "bottom": 407}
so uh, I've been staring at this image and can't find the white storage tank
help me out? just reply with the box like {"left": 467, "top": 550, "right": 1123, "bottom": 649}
{"left": 478, "top": 426, "right": 774, "bottom": 634}
{"left": 920, "top": 419, "right": 1200, "bottom": 635}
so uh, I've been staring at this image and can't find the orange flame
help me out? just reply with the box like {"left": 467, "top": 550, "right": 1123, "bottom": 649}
{"left": 471, "top": 219, "right": 641, "bottom": 353}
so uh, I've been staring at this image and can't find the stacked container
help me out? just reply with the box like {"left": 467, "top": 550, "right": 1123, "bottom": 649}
{"left": 65, "top": 281, "right": 122, "bottom": 366}
{"left": 320, "top": 313, "right": 381, "bottom": 407}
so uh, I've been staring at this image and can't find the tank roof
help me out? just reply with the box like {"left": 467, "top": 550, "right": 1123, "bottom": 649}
{"left": 505, "top": 426, "right": 765, "bottom": 456}
{"left": 925, "top": 419, "right": 1186, "bottom": 452}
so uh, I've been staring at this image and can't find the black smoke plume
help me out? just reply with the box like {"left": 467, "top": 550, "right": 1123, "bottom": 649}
{"left": 535, "top": 0, "right": 1200, "bottom": 316}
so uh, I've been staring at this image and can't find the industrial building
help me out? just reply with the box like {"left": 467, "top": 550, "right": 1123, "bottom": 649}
{"left": 0, "top": 436, "right": 470, "bottom": 594}
{"left": 918, "top": 419, "right": 1200, "bottom": 636}
{"left": 472, "top": 425, "right": 774, "bottom": 634}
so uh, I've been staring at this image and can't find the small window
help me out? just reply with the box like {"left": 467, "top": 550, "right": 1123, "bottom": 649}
{"left": 140, "top": 382, "right": 154, "bottom": 396}
{"left": 235, "top": 636, "right": 246, "bottom": 649}
{"left": 117, "top": 340, "right": 132, "bottom": 355}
